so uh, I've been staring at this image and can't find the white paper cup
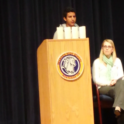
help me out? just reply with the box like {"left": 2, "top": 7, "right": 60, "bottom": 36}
{"left": 64, "top": 27, "right": 71, "bottom": 39}
{"left": 79, "top": 26, "right": 86, "bottom": 39}
{"left": 57, "top": 27, "right": 64, "bottom": 39}
{"left": 72, "top": 27, "right": 79, "bottom": 39}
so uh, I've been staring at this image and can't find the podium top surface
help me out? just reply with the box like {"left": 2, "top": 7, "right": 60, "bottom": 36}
{"left": 43, "top": 38, "right": 89, "bottom": 42}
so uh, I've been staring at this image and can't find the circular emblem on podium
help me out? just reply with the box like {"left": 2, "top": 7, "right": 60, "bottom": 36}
{"left": 56, "top": 52, "right": 84, "bottom": 80}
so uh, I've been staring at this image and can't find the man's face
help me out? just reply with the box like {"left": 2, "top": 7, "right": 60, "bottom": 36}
{"left": 63, "top": 12, "right": 76, "bottom": 27}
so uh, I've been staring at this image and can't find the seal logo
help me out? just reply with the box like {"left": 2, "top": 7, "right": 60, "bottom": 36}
{"left": 56, "top": 52, "right": 84, "bottom": 80}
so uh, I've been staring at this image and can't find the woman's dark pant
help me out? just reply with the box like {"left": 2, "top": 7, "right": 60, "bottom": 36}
{"left": 98, "top": 79, "right": 124, "bottom": 124}
{"left": 99, "top": 79, "right": 124, "bottom": 110}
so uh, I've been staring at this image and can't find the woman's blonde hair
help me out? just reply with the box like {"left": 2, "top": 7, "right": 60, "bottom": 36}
{"left": 99, "top": 39, "right": 117, "bottom": 62}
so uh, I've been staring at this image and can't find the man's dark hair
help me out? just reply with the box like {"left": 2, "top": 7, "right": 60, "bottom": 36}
{"left": 63, "top": 7, "right": 76, "bottom": 18}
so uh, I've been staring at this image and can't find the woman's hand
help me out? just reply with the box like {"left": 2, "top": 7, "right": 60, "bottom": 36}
{"left": 110, "top": 79, "right": 117, "bottom": 86}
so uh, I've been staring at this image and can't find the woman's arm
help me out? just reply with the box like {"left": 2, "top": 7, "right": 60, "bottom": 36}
{"left": 117, "top": 58, "right": 124, "bottom": 78}
{"left": 92, "top": 59, "right": 110, "bottom": 86}
{"left": 110, "top": 58, "right": 124, "bottom": 86}
{"left": 114, "top": 58, "right": 124, "bottom": 80}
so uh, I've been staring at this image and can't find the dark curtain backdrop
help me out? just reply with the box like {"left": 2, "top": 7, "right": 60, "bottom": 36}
{"left": 0, "top": 0, "right": 124, "bottom": 124}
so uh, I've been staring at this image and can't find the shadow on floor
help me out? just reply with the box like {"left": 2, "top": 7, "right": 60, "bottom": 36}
{"left": 94, "top": 108, "right": 117, "bottom": 124}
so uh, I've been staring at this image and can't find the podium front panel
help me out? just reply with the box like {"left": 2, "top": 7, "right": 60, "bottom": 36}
{"left": 37, "top": 38, "right": 94, "bottom": 124}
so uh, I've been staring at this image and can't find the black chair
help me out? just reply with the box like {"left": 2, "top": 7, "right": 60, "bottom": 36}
{"left": 93, "top": 83, "right": 114, "bottom": 124}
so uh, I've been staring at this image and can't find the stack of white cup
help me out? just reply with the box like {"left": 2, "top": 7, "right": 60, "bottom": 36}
{"left": 57, "top": 26, "right": 86, "bottom": 39}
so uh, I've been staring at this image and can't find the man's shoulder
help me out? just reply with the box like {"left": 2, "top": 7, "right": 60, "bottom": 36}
{"left": 74, "top": 23, "right": 79, "bottom": 27}
{"left": 58, "top": 23, "right": 66, "bottom": 27}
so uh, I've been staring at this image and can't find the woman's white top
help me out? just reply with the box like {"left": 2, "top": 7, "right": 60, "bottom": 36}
{"left": 92, "top": 58, "right": 124, "bottom": 88}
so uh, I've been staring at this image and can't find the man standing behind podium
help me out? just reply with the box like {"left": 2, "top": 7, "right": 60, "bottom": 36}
{"left": 53, "top": 7, "right": 79, "bottom": 39}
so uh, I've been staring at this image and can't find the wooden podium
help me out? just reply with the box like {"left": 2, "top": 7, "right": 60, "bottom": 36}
{"left": 37, "top": 38, "right": 94, "bottom": 124}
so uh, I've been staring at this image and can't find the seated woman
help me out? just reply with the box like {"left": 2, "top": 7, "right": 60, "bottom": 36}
{"left": 92, "top": 39, "right": 124, "bottom": 123}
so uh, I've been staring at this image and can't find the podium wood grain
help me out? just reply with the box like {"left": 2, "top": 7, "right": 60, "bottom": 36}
{"left": 37, "top": 38, "right": 94, "bottom": 124}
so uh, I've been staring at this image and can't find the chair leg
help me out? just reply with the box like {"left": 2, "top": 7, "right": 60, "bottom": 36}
{"left": 97, "top": 98, "right": 102, "bottom": 124}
